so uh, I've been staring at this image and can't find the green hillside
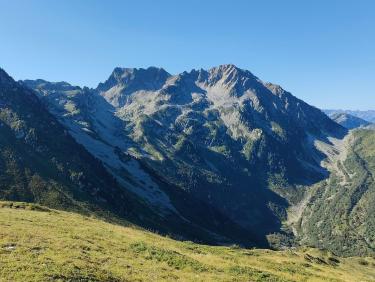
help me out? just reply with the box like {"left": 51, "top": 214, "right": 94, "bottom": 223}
{"left": 298, "top": 129, "right": 375, "bottom": 256}
{"left": 1, "top": 202, "right": 374, "bottom": 282}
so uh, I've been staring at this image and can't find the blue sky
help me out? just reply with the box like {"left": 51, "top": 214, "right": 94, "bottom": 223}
{"left": 1, "top": 0, "right": 374, "bottom": 109}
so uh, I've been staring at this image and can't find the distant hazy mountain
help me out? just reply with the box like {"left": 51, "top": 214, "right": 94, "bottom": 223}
{"left": 327, "top": 112, "right": 371, "bottom": 129}
{"left": 324, "top": 109, "right": 375, "bottom": 123}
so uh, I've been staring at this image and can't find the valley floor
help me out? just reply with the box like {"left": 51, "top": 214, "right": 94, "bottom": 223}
{"left": 0, "top": 202, "right": 374, "bottom": 281}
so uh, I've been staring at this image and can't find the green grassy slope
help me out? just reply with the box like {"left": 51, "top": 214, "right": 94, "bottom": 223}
{"left": 1, "top": 202, "right": 374, "bottom": 282}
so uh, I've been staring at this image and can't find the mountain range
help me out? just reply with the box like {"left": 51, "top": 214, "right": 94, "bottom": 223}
{"left": 0, "top": 68, "right": 257, "bottom": 246}
{"left": 0, "top": 65, "right": 374, "bottom": 257}
{"left": 324, "top": 109, "right": 375, "bottom": 124}
{"left": 326, "top": 112, "right": 371, "bottom": 129}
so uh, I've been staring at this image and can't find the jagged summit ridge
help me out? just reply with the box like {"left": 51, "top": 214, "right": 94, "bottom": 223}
{"left": 97, "top": 66, "right": 171, "bottom": 107}
{"left": 97, "top": 66, "right": 171, "bottom": 90}
{"left": 207, "top": 64, "right": 258, "bottom": 85}
{"left": 96, "top": 64, "right": 293, "bottom": 108}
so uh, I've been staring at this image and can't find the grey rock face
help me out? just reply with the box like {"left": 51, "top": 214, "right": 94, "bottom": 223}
{"left": 97, "top": 67, "right": 171, "bottom": 107}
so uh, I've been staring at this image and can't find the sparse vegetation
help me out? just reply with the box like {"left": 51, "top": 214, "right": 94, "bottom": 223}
{"left": 1, "top": 202, "right": 374, "bottom": 281}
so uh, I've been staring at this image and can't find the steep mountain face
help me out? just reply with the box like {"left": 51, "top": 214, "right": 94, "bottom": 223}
{"left": 1, "top": 68, "right": 259, "bottom": 246}
{"left": 324, "top": 109, "right": 375, "bottom": 123}
{"left": 116, "top": 66, "right": 348, "bottom": 238}
{"left": 23, "top": 65, "right": 349, "bottom": 248}
{"left": 327, "top": 112, "right": 371, "bottom": 129}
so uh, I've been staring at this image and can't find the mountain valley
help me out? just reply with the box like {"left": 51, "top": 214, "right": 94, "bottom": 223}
{"left": 0, "top": 64, "right": 374, "bottom": 267}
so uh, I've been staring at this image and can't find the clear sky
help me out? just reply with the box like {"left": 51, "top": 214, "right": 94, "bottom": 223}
{"left": 1, "top": 0, "right": 374, "bottom": 110}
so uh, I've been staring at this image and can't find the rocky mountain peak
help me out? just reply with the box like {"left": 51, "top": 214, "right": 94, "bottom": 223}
{"left": 210, "top": 64, "right": 241, "bottom": 73}
{"left": 97, "top": 66, "right": 171, "bottom": 92}
{"left": 203, "top": 64, "right": 259, "bottom": 94}
{"left": 96, "top": 66, "right": 171, "bottom": 107}
{"left": 0, "top": 68, "right": 16, "bottom": 87}
{"left": 209, "top": 64, "right": 255, "bottom": 79}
